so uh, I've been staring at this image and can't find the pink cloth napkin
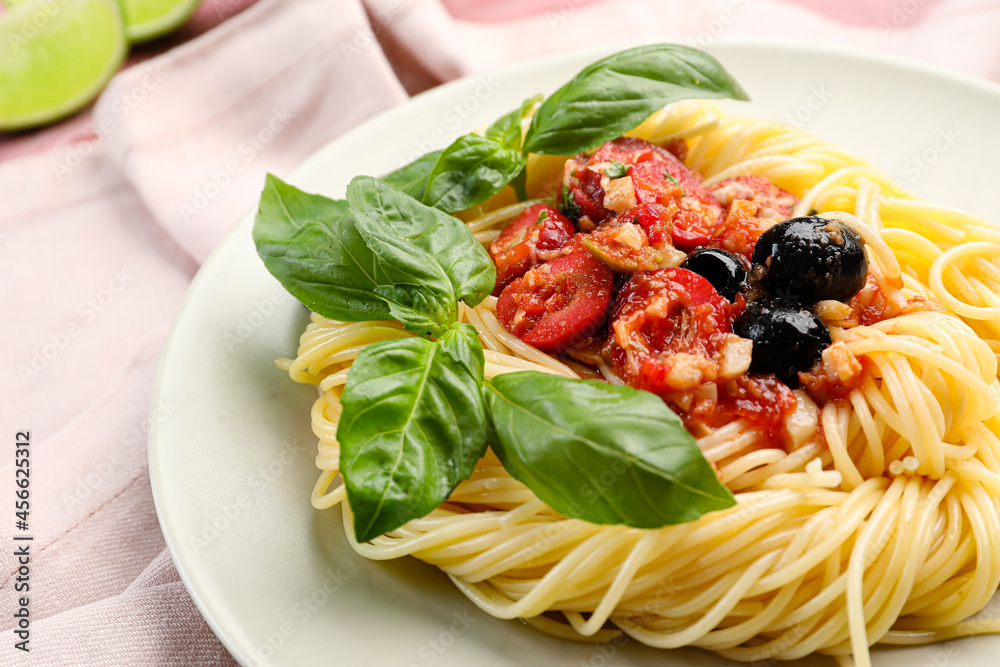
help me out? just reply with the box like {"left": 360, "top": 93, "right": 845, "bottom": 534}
{"left": 3, "top": 0, "right": 1000, "bottom": 663}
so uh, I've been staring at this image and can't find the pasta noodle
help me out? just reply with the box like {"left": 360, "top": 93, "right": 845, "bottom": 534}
{"left": 282, "top": 101, "right": 1000, "bottom": 665}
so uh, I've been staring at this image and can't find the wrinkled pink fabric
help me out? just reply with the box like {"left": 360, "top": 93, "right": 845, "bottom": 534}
{"left": 2, "top": 0, "right": 999, "bottom": 663}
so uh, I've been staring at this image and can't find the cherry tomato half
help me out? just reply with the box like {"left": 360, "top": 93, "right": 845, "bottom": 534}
{"left": 489, "top": 204, "right": 575, "bottom": 295}
{"left": 559, "top": 138, "right": 720, "bottom": 242}
{"left": 497, "top": 250, "right": 613, "bottom": 353}
{"left": 605, "top": 268, "right": 732, "bottom": 395}
{"left": 630, "top": 156, "right": 723, "bottom": 252}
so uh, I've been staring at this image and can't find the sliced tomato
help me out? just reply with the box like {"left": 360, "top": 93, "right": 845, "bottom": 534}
{"left": 710, "top": 175, "right": 798, "bottom": 221}
{"left": 619, "top": 141, "right": 721, "bottom": 252}
{"left": 604, "top": 268, "right": 731, "bottom": 395}
{"left": 489, "top": 204, "right": 574, "bottom": 295}
{"left": 497, "top": 251, "right": 613, "bottom": 353}
{"left": 559, "top": 137, "right": 720, "bottom": 242}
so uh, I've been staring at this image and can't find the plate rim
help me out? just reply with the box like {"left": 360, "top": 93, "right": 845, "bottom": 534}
{"left": 147, "top": 38, "right": 1000, "bottom": 666}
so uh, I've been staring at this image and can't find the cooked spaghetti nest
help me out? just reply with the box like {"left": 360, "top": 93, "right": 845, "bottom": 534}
{"left": 278, "top": 101, "right": 1000, "bottom": 665}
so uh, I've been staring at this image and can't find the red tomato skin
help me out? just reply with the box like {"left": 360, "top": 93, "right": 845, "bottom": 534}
{"left": 489, "top": 204, "right": 574, "bottom": 295}
{"left": 561, "top": 157, "right": 608, "bottom": 224}
{"left": 560, "top": 137, "right": 720, "bottom": 242}
{"left": 497, "top": 251, "right": 613, "bottom": 353}
{"left": 609, "top": 139, "right": 722, "bottom": 252}
{"left": 628, "top": 203, "right": 674, "bottom": 250}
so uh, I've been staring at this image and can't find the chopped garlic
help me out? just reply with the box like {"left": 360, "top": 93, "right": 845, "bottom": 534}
{"left": 657, "top": 246, "right": 687, "bottom": 268}
{"left": 822, "top": 341, "right": 862, "bottom": 384}
{"left": 718, "top": 334, "right": 752, "bottom": 380}
{"left": 666, "top": 353, "right": 708, "bottom": 390}
{"left": 603, "top": 177, "right": 637, "bottom": 213}
{"left": 785, "top": 390, "right": 819, "bottom": 450}
{"left": 615, "top": 223, "right": 644, "bottom": 250}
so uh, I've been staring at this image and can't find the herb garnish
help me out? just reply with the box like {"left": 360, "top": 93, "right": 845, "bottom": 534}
{"left": 605, "top": 160, "right": 630, "bottom": 179}
{"left": 253, "top": 43, "right": 746, "bottom": 543}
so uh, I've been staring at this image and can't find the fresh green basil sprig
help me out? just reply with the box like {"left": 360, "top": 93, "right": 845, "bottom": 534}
{"left": 522, "top": 44, "right": 749, "bottom": 155}
{"left": 252, "top": 44, "right": 746, "bottom": 543}
{"left": 254, "top": 177, "right": 735, "bottom": 543}
{"left": 391, "top": 44, "right": 746, "bottom": 214}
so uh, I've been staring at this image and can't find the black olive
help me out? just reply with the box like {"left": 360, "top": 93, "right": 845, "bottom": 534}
{"left": 680, "top": 248, "right": 747, "bottom": 301}
{"left": 751, "top": 216, "right": 867, "bottom": 304}
{"left": 734, "top": 301, "right": 831, "bottom": 387}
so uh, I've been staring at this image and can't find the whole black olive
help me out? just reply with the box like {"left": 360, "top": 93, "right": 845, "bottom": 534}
{"left": 680, "top": 248, "right": 748, "bottom": 301}
{"left": 751, "top": 216, "right": 867, "bottom": 304}
{"left": 734, "top": 301, "right": 831, "bottom": 387}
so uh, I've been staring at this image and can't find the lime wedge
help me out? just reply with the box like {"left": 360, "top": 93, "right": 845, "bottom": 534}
{"left": 2, "top": 0, "right": 201, "bottom": 43}
{"left": 0, "top": 0, "right": 126, "bottom": 131}
{"left": 116, "top": 0, "right": 201, "bottom": 42}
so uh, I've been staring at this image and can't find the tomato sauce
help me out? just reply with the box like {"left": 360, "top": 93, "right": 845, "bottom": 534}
{"left": 492, "top": 136, "right": 826, "bottom": 446}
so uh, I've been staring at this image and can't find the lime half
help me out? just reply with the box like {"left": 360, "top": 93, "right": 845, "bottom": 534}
{"left": 116, "top": 0, "right": 202, "bottom": 42}
{"left": 2, "top": 0, "right": 202, "bottom": 43}
{"left": 0, "top": 0, "right": 126, "bottom": 131}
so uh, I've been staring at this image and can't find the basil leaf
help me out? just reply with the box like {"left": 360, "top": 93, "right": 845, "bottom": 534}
{"left": 560, "top": 181, "right": 581, "bottom": 221}
{"left": 486, "top": 94, "right": 543, "bottom": 150}
{"left": 339, "top": 324, "right": 489, "bottom": 543}
{"left": 605, "top": 160, "right": 630, "bottom": 179}
{"left": 252, "top": 175, "right": 392, "bottom": 322}
{"left": 347, "top": 175, "right": 496, "bottom": 328}
{"left": 383, "top": 149, "right": 443, "bottom": 201}
{"left": 423, "top": 134, "right": 527, "bottom": 213}
{"left": 522, "top": 44, "right": 749, "bottom": 156}
{"left": 484, "top": 372, "right": 735, "bottom": 528}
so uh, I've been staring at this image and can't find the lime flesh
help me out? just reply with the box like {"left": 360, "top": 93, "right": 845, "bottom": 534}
{"left": 2, "top": 0, "right": 202, "bottom": 43}
{"left": 117, "top": 0, "right": 202, "bottom": 43}
{"left": 0, "top": 0, "right": 126, "bottom": 131}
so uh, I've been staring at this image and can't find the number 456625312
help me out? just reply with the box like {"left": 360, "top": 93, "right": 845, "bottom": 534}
{"left": 15, "top": 431, "right": 29, "bottom": 530}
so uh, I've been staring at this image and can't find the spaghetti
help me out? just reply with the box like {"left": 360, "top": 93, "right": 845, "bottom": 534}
{"left": 279, "top": 101, "right": 1000, "bottom": 666}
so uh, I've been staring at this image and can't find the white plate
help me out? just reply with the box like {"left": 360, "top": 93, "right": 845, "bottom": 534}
{"left": 149, "top": 42, "right": 1000, "bottom": 667}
